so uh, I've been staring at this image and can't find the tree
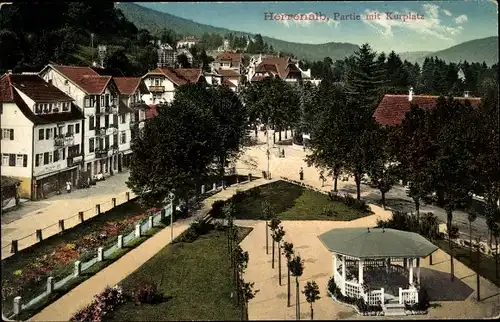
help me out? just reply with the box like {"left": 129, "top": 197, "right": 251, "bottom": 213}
{"left": 234, "top": 244, "right": 249, "bottom": 306}
{"left": 241, "top": 281, "right": 259, "bottom": 320}
{"left": 127, "top": 98, "right": 217, "bottom": 208}
{"left": 282, "top": 241, "right": 295, "bottom": 307}
{"left": 176, "top": 53, "right": 191, "bottom": 68}
{"left": 268, "top": 218, "right": 281, "bottom": 269}
{"left": 223, "top": 203, "right": 235, "bottom": 266}
{"left": 289, "top": 255, "right": 305, "bottom": 320}
{"left": 262, "top": 201, "right": 274, "bottom": 255}
{"left": 272, "top": 225, "right": 286, "bottom": 285}
{"left": 302, "top": 281, "right": 321, "bottom": 320}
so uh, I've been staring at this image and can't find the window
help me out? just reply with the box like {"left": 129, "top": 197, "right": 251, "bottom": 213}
{"left": 89, "top": 116, "right": 95, "bottom": 130}
{"left": 9, "top": 154, "right": 15, "bottom": 166}
{"left": 39, "top": 129, "right": 44, "bottom": 140}
{"left": 120, "top": 114, "right": 126, "bottom": 124}
{"left": 48, "top": 103, "right": 53, "bottom": 111}
{"left": 43, "top": 152, "right": 49, "bottom": 165}
{"left": 84, "top": 96, "right": 91, "bottom": 107}
{"left": 89, "top": 138, "right": 95, "bottom": 152}
{"left": 15, "top": 155, "right": 23, "bottom": 167}
{"left": 54, "top": 150, "right": 59, "bottom": 162}
{"left": 62, "top": 147, "right": 66, "bottom": 160}
{"left": 2, "top": 154, "right": 8, "bottom": 166}
{"left": 35, "top": 104, "right": 42, "bottom": 113}
{"left": 64, "top": 80, "right": 69, "bottom": 85}
{"left": 105, "top": 94, "right": 110, "bottom": 107}
{"left": 105, "top": 136, "right": 110, "bottom": 149}
{"left": 49, "top": 153, "right": 53, "bottom": 163}
{"left": 155, "top": 78, "right": 160, "bottom": 86}
{"left": 113, "top": 134, "right": 118, "bottom": 146}
{"left": 120, "top": 131, "right": 126, "bottom": 144}
{"left": 63, "top": 102, "right": 69, "bottom": 111}
{"left": 57, "top": 126, "right": 63, "bottom": 136}
{"left": 67, "top": 124, "right": 74, "bottom": 135}
{"left": 45, "top": 128, "right": 52, "bottom": 139}
{"left": 2, "top": 129, "right": 13, "bottom": 140}
{"left": 101, "top": 95, "right": 105, "bottom": 107}
{"left": 104, "top": 115, "right": 109, "bottom": 128}
{"left": 75, "top": 123, "right": 80, "bottom": 134}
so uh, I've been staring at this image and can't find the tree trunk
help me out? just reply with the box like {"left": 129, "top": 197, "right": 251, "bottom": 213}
{"left": 381, "top": 191, "right": 386, "bottom": 210}
{"left": 279, "top": 129, "right": 282, "bottom": 141}
{"left": 469, "top": 221, "right": 473, "bottom": 260}
{"left": 310, "top": 304, "right": 314, "bottom": 320}
{"left": 476, "top": 246, "right": 481, "bottom": 301}
{"left": 272, "top": 239, "right": 275, "bottom": 269}
{"left": 296, "top": 279, "right": 300, "bottom": 320}
{"left": 287, "top": 266, "right": 291, "bottom": 307}
{"left": 266, "top": 221, "right": 269, "bottom": 255}
{"left": 354, "top": 173, "right": 361, "bottom": 201}
{"left": 333, "top": 176, "right": 338, "bottom": 192}
{"left": 446, "top": 209, "right": 455, "bottom": 281}
{"left": 278, "top": 244, "right": 282, "bottom": 285}
{"left": 220, "top": 157, "right": 226, "bottom": 190}
{"left": 495, "top": 236, "right": 499, "bottom": 280}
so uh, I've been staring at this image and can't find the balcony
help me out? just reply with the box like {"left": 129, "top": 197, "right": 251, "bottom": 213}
{"left": 54, "top": 134, "right": 74, "bottom": 148}
{"left": 95, "top": 127, "right": 107, "bottom": 136}
{"left": 67, "top": 154, "right": 83, "bottom": 167}
{"left": 95, "top": 148, "right": 108, "bottom": 159}
{"left": 149, "top": 85, "right": 165, "bottom": 93}
{"left": 95, "top": 105, "right": 118, "bottom": 115}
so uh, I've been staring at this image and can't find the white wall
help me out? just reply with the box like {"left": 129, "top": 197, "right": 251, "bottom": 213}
{"left": 1, "top": 102, "right": 33, "bottom": 178}
{"left": 40, "top": 68, "right": 86, "bottom": 108}
{"left": 142, "top": 75, "right": 176, "bottom": 104}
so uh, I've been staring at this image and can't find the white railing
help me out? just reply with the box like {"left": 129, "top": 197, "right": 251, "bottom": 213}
{"left": 399, "top": 287, "right": 418, "bottom": 304}
{"left": 335, "top": 270, "right": 344, "bottom": 292}
{"left": 344, "top": 280, "right": 361, "bottom": 298}
{"left": 366, "top": 288, "right": 384, "bottom": 305}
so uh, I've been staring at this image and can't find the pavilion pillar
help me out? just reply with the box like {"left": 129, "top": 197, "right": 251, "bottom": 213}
{"left": 403, "top": 258, "right": 407, "bottom": 268}
{"left": 409, "top": 258, "right": 414, "bottom": 286}
{"left": 358, "top": 259, "right": 364, "bottom": 285}
{"left": 341, "top": 255, "right": 346, "bottom": 294}
{"left": 416, "top": 258, "right": 421, "bottom": 286}
{"left": 386, "top": 258, "right": 391, "bottom": 273}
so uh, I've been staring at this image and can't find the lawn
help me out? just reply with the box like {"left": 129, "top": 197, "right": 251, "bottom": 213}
{"left": 217, "top": 180, "right": 370, "bottom": 221}
{"left": 435, "top": 239, "right": 500, "bottom": 288}
{"left": 108, "top": 226, "right": 253, "bottom": 321}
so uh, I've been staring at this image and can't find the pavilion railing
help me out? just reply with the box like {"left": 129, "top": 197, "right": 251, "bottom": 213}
{"left": 344, "top": 280, "right": 361, "bottom": 298}
{"left": 366, "top": 288, "right": 384, "bottom": 305}
{"left": 391, "top": 264, "right": 409, "bottom": 277}
{"left": 399, "top": 287, "right": 418, "bottom": 304}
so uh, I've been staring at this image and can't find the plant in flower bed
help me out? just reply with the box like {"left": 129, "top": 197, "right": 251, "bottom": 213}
{"left": 132, "top": 282, "right": 166, "bottom": 305}
{"left": 70, "top": 285, "right": 126, "bottom": 322}
{"left": 1, "top": 201, "right": 159, "bottom": 314}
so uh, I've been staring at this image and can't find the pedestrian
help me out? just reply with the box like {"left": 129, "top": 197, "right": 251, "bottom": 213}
{"left": 319, "top": 172, "right": 325, "bottom": 187}
{"left": 66, "top": 181, "right": 72, "bottom": 193}
{"left": 282, "top": 148, "right": 285, "bottom": 158}
{"left": 299, "top": 167, "right": 304, "bottom": 181}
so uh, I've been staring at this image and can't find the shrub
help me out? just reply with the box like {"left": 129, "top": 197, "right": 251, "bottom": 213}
{"left": 70, "top": 285, "right": 126, "bottom": 322}
{"left": 210, "top": 200, "right": 226, "bottom": 218}
{"left": 177, "top": 228, "right": 199, "bottom": 243}
{"left": 133, "top": 282, "right": 163, "bottom": 305}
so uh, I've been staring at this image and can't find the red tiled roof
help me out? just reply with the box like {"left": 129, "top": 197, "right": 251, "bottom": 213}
{"left": 145, "top": 68, "right": 202, "bottom": 86}
{"left": 145, "top": 104, "right": 159, "bottom": 119}
{"left": 216, "top": 52, "right": 242, "bottom": 64}
{"left": 0, "top": 73, "right": 14, "bottom": 101}
{"left": 114, "top": 77, "right": 142, "bottom": 95}
{"left": 50, "top": 65, "right": 111, "bottom": 94}
{"left": 373, "top": 94, "right": 482, "bottom": 126}
{"left": 9, "top": 74, "right": 74, "bottom": 103}
{"left": 251, "top": 75, "right": 267, "bottom": 82}
{"left": 217, "top": 69, "right": 240, "bottom": 78}
{"left": 256, "top": 56, "right": 291, "bottom": 79}
{"left": 221, "top": 79, "right": 237, "bottom": 88}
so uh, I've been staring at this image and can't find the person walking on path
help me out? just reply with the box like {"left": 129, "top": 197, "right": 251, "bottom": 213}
{"left": 66, "top": 181, "right": 72, "bottom": 193}
{"left": 319, "top": 172, "right": 325, "bottom": 187}
{"left": 299, "top": 167, "right": 304, "bottom": 181}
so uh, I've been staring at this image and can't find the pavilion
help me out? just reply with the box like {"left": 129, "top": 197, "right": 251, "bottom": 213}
{"left": 318, "top": 227, "right": 438, "bottom": 311}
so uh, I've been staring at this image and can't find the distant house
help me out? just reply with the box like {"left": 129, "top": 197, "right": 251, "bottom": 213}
{"left": 156, "top": 41, "right": 176, "bottom": 68}
{"left": 0, "top": 73, "right": 84, "bottom": 200}
{"left": 176, "top": 36, "right": 200, "bottom": 49}
{"left": 212, "top": 52, "right": 243, "bottom": 74}
{"left": 247, "top": 55, "right": 320, "bottom": 85}
{"left": 373, "top": 88, "right": 482, "bottom": 126}
{"left": 142, "top": 67, "right": 204, "bottom": 105}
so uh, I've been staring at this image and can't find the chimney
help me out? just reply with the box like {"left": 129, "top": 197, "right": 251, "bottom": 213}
{"left": 464, "top": 91, "right": 470, "bottom": 98}
{"left": 408, "top": 87, "right": 414, "bottom": 102}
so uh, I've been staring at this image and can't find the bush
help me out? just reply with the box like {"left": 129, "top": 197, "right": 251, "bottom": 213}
{"left": 190, "top": 219, "right": 213, "bottom": 236}
{"left": 326, "top": 192, "right": 371, "bottom": 213}
{"left": 210, "top": 200, "right": 226, "bottom": 218}
{"left": 70, "top": 285, "right": 126, "bottom": 322}
{"left": 133, "top": 282, "right": 163, "bottom": 305}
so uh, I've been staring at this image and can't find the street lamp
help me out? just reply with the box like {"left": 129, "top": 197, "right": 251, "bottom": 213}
{"left": 169, "top": 191, "right": 174, "bottom": 242}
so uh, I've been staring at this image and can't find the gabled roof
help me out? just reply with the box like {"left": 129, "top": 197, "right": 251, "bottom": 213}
{"left": 9, "top": 74, "right": 74, "bottom": 103}
{"left": 114, "top": 77, "right": 146, "bottom": 95}
{"left": 256, "top": 56, "right": 292, "bottom": 79}
{"left": 318, "top": 228, "right": 438, "bottom": 259}
{"left": 217, "top": 69, "right": 240, "bottom": 78}
{"left": 373, "top": 94, "right": 482, "bottom": 126}
{"left": 41, "top": 65, "right": 113, "bottom": 95}
{"left": 145, "top": 104, "right": 159, "bottom": 119}
{"left": 251, "top": 75, "right": 267, "bottom": 82}
{"left": 144, "top": 68, "right": 202, "bottom": 86}
{"left": 215, "top": 52, "right": 242, "bottom": 65}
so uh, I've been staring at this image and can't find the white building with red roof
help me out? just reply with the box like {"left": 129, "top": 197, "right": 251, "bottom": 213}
{"left": 39, "top": 64, "right": 125, "bottom": 178}
{"left": 176, "top": 36, "right": 200, "bottom": 49}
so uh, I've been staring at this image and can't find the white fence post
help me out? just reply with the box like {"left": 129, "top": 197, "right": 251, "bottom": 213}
{"left": 399, "top": 287, "right": 403, "bottom": 304}
{"left": 74, "top": 261, "right": 81, "bottom": 277}
{"left": 135, "top": 223, "right": 141, "bottom": 237}
{"left": 117, "top": 235, "right": 123, "bottom": 249}
{"left": 97, "top": 247, "right": 104, "bottom": 261}
{"left": 148, "top": 216, "right": 154, "bottom": 229}
{"left": 380, "top": 288, "right": 384, "bottom": 305}
{"left": 47, "top": 276, "right": 54, "bottom": 294}
{"left": 212, "top": 182, "right": 216, "bottom": 191}
{"left": 13, "top": 296, "right": 21, "bottom": 315}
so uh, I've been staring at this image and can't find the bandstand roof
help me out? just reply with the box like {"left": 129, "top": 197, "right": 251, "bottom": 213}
{"left": 318, "top": 228, "right": 438, "bottom": 259}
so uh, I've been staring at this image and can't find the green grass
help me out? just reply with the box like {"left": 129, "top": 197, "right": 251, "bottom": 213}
{"left": 13, "top": 225, "right": 165, "bottom": 321}
{"left": 221, "top": 180, "right": 368, "bottom": 221}
{"left": 435, "top": 239, "right": 500, "bottom": 288}
{"left": 108, "top": 226, "right": 253, "bottom": 321}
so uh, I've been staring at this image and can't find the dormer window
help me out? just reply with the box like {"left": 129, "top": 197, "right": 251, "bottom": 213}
{"left": 63, "top": 102, "right": 70, "bottom": 111}
{"left": 35, "top": 104, "right": 42, "bottom": 114}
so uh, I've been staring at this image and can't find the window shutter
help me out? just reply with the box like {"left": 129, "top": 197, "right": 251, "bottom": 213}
{"left": 44, "top": 152, "right": 49, "bottom": 165}
{"left": 54, "top": 127, "right": 57, "bottom": 136}
{"left": 62, "top": 148, "right": 66, "bottom": 160}
{"left": 23, "top": 155, "right": 27, "bottom": 167}
{"left": 9, "top": 154, "right": 15, "bottom": 166}
{"left": 35, "top": 154, "right": 40, "bottom": 167}
{"left": 10, "top": 129, "right": 14, "bottom": 140}
{"left": 76, "top": 123, "right": 80, "bottom": 133}
{"left": 39, "top": 129, "right": 44, "bottom": 140}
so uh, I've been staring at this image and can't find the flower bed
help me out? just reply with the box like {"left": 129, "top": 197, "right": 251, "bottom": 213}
{"left": 1, "top": 202, "right": 159, "bottom": 315}
{"left": 70, "top": 285, "right": 126, "bottom": 322}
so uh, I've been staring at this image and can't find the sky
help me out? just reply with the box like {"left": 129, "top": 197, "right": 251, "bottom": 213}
{"left": 138, "top": 1, "right": 498, "bottom": 53}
